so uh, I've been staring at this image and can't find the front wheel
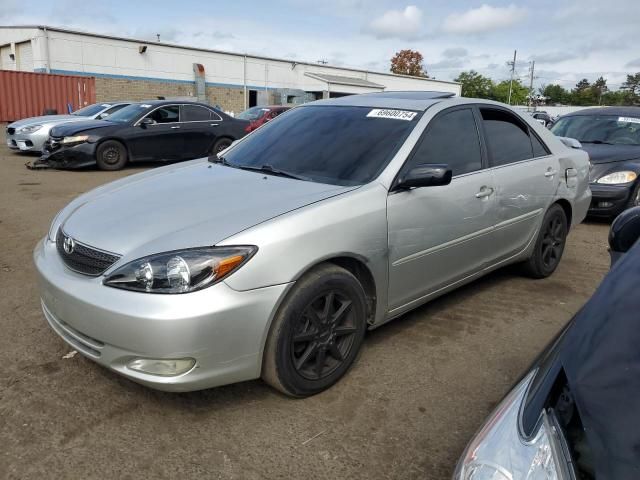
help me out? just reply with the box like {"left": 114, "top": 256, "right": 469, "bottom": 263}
{"left": 262, "top": 264, "right": 367, "bottom": 397}
{"left": 96, "top": 140, "right": 128, "bottom": 171}
{"left": 522, "top": 204, "right": 568, "bottom": 278}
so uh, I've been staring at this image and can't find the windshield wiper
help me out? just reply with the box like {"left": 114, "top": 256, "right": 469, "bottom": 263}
{"left": 235, "top": 163, "right": 310, "bottom": 181}
{"left": 580, "top": 140, "right": 615, "bottom": 145}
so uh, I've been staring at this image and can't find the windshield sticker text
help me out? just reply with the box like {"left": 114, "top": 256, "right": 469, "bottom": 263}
{"left": 367, "top": 109, "right": 417, "bottom": 121}
{"left": 619, "top": 117, "right": 640, "bottom": 124}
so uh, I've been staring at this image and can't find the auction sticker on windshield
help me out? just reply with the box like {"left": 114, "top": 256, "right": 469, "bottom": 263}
{"left": 367, "top": 109, "right": 417, "bottom": 121}
{"left": 619, "top": 117, "right": 640, "bottom": 124}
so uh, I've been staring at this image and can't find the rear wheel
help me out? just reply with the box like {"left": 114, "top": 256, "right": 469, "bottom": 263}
{"left": 211, "top": 138, "right": 232, "bottom": 155}
{"left": 262, "top": 264, "right": 367, "bottom": 397}
{"left": 96, "top": 140, "right": 128, "bottom": 171}
{"left": 522, "top": 204, "right": 568, "bottom": 278}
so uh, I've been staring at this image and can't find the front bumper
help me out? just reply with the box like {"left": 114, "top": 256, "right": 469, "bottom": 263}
{"left": 588, "top": 183, "right": 633, "bottom": 217}
{"left": 34, "top": 238, "right": 290, "bottom": 391}
{"left": 40, "top": 140, "right": 98, "bottom": 169}
{"left": 6, "top": 129, "right": 49, "bottom": 152}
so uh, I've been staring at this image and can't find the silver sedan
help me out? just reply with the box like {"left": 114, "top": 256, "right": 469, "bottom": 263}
{"left": 6, "top": 102, "right": 130, "bottom": 152}
{"left": 34, "top": 92, "right": 591, "bottom": 396}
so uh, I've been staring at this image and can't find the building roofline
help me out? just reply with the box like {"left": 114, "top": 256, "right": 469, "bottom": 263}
{"left": 0, "top": 24, "right": 460, "bottom": 86}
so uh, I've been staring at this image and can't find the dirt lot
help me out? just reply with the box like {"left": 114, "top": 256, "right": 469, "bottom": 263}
{"left": 0, "top": 136, "right": 610, "bottom": 480}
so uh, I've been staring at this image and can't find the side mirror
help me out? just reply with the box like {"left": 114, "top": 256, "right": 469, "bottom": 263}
{"left": 98, "top": 112, "right": 110, "bottom": 120}
{"left": 558, "top": 137, "right": 582, "bottom": 149}
{"left": 394, "top": 164, "right": 452, "bottom": 190}
{"left": 609, "top": 206, "right": 640, "bottom": 266}
{"left": 139, "top": 117, "right": 155, "bottom": 127}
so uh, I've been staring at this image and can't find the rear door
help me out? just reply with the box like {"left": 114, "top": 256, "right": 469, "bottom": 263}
{"left": 128, "top": 105, "right": 184, "bottom": 161}
{"left": 478, "top": 107, "right": 560, "bottom": 261}
{"left": 179, "top": 104, "right": 223, "bottom": 158}
{"left": 387, "top": 106, "right": 498, "bottom": 312}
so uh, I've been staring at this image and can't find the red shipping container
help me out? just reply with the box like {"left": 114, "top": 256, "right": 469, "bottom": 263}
{"left": 0, "top": 70, "right": 96, "bottom": 122}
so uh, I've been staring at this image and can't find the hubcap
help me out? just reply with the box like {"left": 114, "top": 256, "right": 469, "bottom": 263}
{"left": 291, "top": 290, "right": 358, "bottom": 380}
{"left": 541, "top": 215, "right": 565, "bottom": 268}
{"left": 103, "top": 147, "right": 120, "bottom": 165}
{"left": 216, "top": 142, "right": 230, "bottom": 153}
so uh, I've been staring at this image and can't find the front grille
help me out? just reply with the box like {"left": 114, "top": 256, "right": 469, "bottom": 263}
{"left": 44, "top": 136, "right": 62, "bottom": 153}
{"left": 7, "top": 127, "right": 15, "bottom": 135}
{"left": 56, "top": 228, "right": 121, "bottom": 276}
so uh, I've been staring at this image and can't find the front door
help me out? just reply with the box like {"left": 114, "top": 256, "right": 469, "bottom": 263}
{"left": 387, "top": 107, "right": 497, "bottom": 313}
{"left": 478, "top": 107, "right": 560, "bottom": 261}
{"left": 128, "top": 105, "right": 184, "bottom": 161}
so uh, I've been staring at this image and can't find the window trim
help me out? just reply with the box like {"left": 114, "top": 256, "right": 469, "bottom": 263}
{"left": 134, "top": 104, "right": 182, "bottom": 126}
{"left": 179, "top": 104, "right": 224, "bottom": 123}
{"left": 477, "top": 106, "right": 545, "bottom": 168}
{"left": 391, "top": 105, "right": 487, "bottom": 190}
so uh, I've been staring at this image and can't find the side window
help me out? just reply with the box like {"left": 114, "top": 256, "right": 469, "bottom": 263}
{"left": 146, "top": 105, "right": 180, "bottom": 124}
{"left": 181, "top": 105, "right": 213, "bottom": 122}
{"left": 481, "top": 109, "right": 533, "bottom": 166}
{"left": 99, "top": 104, "right": 127, "bottom": 119}
{"left": 406, "top": 108, "right": 482, "bottom": 176}
{"left": 531, "top": 131, "right": 550, "bottom": 157}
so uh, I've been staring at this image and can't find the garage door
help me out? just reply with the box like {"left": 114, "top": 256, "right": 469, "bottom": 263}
{"left": 16, "top": 41, "right": 34, "bottom": 71}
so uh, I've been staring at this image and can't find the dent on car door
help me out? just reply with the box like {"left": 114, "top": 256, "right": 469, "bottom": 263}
{"left": 479, "top": 108, "right": 560, "bottom": 261}
{"left": 387, "top": 107, "right": 498, "bottom": 313}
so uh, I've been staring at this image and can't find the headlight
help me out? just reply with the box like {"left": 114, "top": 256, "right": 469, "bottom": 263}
{"left": 596, "top": 171, "right": 637, "bottom": 184}
{"left": 61, "top": 134, "right": 90, "bottom": 145}
{"left": 103, "top": 246, "right": 257, "bottom": 293}
{"left": 20, "top": 124, "right": 42, "bottom": 133}
{"left": 453, "top": 372, "right": 565, "bottom": 480}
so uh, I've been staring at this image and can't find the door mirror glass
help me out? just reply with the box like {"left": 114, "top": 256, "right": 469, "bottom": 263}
{"left": 609, "top": 207, "right": 640, "bottom": 265}
{"left": 395, "top": 164, "right": 452, "bottom": 190}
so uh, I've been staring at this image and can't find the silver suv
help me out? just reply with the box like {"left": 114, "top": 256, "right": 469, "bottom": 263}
{"left": 34, "top": 92, "right": 591, "bottom": 396}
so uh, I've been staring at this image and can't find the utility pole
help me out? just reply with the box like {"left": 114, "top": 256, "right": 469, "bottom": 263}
{"left": 528, "top": 60, "right": 535, "bottom": 111}
{"left": 507, "top": 50, "right": 517, "bottom": 105}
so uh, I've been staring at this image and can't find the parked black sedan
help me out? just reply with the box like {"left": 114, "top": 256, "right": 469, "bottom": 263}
{"left": 551, "top": 107, "right": 640, "bottom": 217}
{"left": 41, "top": 101, "right": 249, "bottom": 170}
{"left": 454, "top": 207, "right": 640, "bottom": 480}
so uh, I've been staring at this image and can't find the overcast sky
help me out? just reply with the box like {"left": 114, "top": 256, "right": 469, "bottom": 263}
{"left": 2, "top": 0, "right": 639, "bottom": 90}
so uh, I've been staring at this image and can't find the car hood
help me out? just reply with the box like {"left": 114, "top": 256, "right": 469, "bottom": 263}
{"left": 581, "top": 143, "right": 640, "bottom": 164}
{"left": 50, "top": 119, "right": 116, "bottom": 137}
{"left": 9, "top": 114, "right": 82, "bottom": 128}
{"left": 61, "top": 160, "right": 357, "bottom": 260}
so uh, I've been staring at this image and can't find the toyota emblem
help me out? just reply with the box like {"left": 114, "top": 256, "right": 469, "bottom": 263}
{"left": 63, "top": 236, "right": 75, "bottom": 255}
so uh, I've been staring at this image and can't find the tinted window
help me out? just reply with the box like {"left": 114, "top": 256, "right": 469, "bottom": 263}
{"left": 482, "top": 109, "right": 533, "bottom": 166}
{"left": 146, "top": 105, "right": 179, "bottom": 124}
{"left": 105, "top": 103, "right": 153, "bottom": 124}
{"left": 406, "top": 108, "right": 482, "bottom": 176}
{"left": 551, "top": 115, "right": 640, "bottom": 146}
{"left": 237, "top": 106, "right": 269, "bottom": 121}
{"left": 181, "top": 105, "right": 213, "bottom": 122}
{"left": 222, "top": 105, "right": 420, "bottom": 186}
{"left": 531, "top": 132, "right": 550, "bottom": 157}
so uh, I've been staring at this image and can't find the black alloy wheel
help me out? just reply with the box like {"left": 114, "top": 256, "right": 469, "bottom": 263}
{"left": 262, "top": 264, "right": 367, "bottom": 397}
{"left": 523, "top": 204, "right": 568, "bottom": 278}
{"left": 96, "top": 140, "right": 128, "bottom": 171}
{"left": 211, "top": 138, "right": 232, "bottom": 154}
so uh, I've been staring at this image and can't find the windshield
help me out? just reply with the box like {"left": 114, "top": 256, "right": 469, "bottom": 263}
{"left": 236, "top": 107, "right": 269, "bottom": 121}
{"left": 222, "top": 105, "right": 421, "bottom": 186}
{"left": 551, "top": 115, "right": 640, "bottom": 146}
{"left": 104, "top": 103, "right": 153, "bottom": 124}
{"left": 72, "top": 103, "right": 112, "bottom": 117}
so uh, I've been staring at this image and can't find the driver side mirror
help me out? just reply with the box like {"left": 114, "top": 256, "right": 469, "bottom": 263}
{"left": 140, "top": 117, "right": 155, "bottom": 127}
{"left": 394, "top": 164, "right": 452, "bottom": 191}
{"left": 97, "top": 112, "right": 109, "bottom": 120}
{"left": 609, "top": 206, "right": 640, "bottom": 266}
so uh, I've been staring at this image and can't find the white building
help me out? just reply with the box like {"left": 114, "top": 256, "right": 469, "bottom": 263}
{"left": 0, "top": 25, "right": 460, "bottom": 113}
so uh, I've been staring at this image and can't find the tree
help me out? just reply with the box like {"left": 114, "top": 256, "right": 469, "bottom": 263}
{"left": 591, "top": 76, "right": 608, "bottom": 105}
{"left": 390, "top": 49, "right": 428, "bottom": 77}
{"left": 491, "top": 79, "right": 529, "bottom": 104}
{"left": 571, "top": 78, "right": 595, "bottom": 105}
{"left": 454, "top": 70, "right": 493, "bottom": 98}
{"left": 541, "top": 84, "right": 569, "bottom": 104}
{"left": 621, "top": 73, "right": 640, "bottom": 104}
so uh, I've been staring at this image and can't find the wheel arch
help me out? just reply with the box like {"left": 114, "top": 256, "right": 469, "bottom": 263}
{"left": 95, "top": 137, "right": 131, "bottom": 159}
{"left": 553, "top": 198, "right": 573, "bottom": 229}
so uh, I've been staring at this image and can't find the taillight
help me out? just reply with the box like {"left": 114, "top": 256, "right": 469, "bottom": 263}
{"left": 245, "top": 121, "right": 258, "bottom": 133}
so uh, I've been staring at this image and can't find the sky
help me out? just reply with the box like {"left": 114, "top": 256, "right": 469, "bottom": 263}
{"left": 2, "top": 0, "right": 639, "bottom": 91}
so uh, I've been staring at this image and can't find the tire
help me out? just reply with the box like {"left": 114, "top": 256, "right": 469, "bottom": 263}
{"left": 96, "top": 140, "right": 128, "bottom": 171}
{"left": 262, "top": 264, "right": 368, "bottom": 397}
{"left": 522, "top": 204, "right": 568, "bottom": 279}
{"left": 211, "top": 138, "right": 232, "bottom": 155}
{"left": 626, "top": 182, "right": 640, "bottom": 210}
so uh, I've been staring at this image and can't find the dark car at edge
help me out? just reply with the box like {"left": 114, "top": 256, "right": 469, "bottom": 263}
{"left": 42, "top": 101, "right": 250, "bottom": 170}
{"left": 551, "top": 107, "right": 640, "bottom": 217}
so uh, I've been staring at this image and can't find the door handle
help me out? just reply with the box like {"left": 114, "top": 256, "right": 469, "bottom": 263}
{"left": 210, "top": 123, "right": 219, "bottom": 127}
{"left": 170, "top": 126, "right": 181, "bottom": 129}
{"left": 475, "top": 186, "right": 494, "bottom": 199}
{"left": 544, "top": 169, "right": 557, "bottom": 177}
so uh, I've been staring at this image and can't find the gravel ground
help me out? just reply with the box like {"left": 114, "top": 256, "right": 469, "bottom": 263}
{"left": 0, "top": 136, "right": 610, "bottom": 480}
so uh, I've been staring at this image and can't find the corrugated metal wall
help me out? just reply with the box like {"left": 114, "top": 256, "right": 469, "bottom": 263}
{"left": 0, "top": 70, "right": 96, "bottom": 122}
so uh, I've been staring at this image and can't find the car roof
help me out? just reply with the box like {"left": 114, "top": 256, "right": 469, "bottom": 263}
{"left": 305, "top": 91, "right": 457, "bottom": 111}
{"left": 132, "top": 99, "right": 214, "bottom": 107}
{"left": 564, "top": 106, "right": 640, "bottom": 117}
